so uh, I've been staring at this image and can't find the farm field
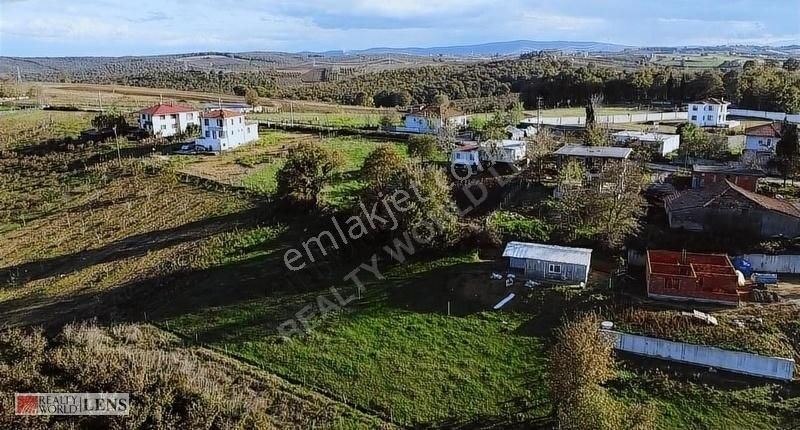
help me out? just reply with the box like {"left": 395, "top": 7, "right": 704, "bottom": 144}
{"left": 1, "top": 110, "right": 799, "bottom": 429}
{"left": 20, "top": 82, "right": 397, "bottom": 115}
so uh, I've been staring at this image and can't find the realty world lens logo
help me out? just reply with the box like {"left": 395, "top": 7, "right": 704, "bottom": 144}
{"left": 15, "top": 393, "right": 130, "bottom": 416}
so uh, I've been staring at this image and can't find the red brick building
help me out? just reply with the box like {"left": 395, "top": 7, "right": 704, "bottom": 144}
{"left": 691, "top": 165, "right": 763, "bottom": 192}
{"left": 646, "top": 250, "right": 742, "bottom": 306}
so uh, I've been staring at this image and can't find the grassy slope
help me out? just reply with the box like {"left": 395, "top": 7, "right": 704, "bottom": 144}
{"left": 165, "top": 251, "right": 548, "bottom": 426}
{"left": 2, "top": 110, "right": 797, "bottom": 429}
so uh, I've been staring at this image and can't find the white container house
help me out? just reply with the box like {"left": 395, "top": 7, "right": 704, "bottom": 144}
{"left": 612, "top": 131, "right": 680, "bottom": 156}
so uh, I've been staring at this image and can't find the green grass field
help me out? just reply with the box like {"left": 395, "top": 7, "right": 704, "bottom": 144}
{"left": 4, "top": 109, "right": 799, "bottom": 430}
{"left": 241, "top": 135, "right": 408, "bottom": 208}
{"left": 157, "top": 220, "right": 800, "bottom": 428}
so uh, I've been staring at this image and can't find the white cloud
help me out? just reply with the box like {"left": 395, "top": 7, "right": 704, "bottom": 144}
{"left": 521, "top": 11, "right": 605, "bottom": 31}
{"left": 0, "top": 0, "right": 797, "bottom": 55}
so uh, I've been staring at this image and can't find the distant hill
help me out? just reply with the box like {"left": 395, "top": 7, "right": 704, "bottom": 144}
{"left": 322, "top": 40, "right": 632, "bottom": 57}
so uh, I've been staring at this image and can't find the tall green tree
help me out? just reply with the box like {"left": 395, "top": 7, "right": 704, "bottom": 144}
{"left": 549, "top": 314, "right": 657, "bottom": 430}
{"left": 361, "top": 145, "right": 407, "bottom": 188}
{"left": 590, "top": 161, "right": 646, "bottom": 249}
{"left": 776, "top": 122, "right": 799, "bottom": 185}
{"left": 276, "top": 143, "right": 343, "bottom": 208}
{"left": 407, "top": 135, "right": 439, "bottom": 162}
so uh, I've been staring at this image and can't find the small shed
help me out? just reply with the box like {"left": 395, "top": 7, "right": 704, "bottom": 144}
{"left": 502, "top": 241, "right": 592, "bottom": 284}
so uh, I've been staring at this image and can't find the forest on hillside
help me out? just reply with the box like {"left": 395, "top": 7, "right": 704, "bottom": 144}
{"left": 279, "top": 58, "right": 800, "bottom": 112}
{"left": 4, "top": 56, "right": 799, "bottom": 113}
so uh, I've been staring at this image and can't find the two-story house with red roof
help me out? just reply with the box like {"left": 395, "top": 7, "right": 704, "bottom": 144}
{"left": 137, "top": 103, "right": 201, "bottom": 137}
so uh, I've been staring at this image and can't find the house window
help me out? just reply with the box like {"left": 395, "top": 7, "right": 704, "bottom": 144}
{"left": 691, "top": 115, "right": 697, "bottom": 121}
{"left": 707, "top": 115, "right": 713, "bottom": 120}
{"left": 160, "top": 115, "right": 165, "bottom": 120}
{"left": 204, "top": 119, "right": 209, "bottom": 126}
{"left": 548, "top": 264, "right": 562, "bottom": 274}
{"left": 187, "top": 113, "right": 193, "bottom": 120}
{"left": 218, "top": 119, "right": 223, "bottom": 127}
{"left": 239, "top": 117, "right": 242, "bottom": 123}
{"left": 172, "top": 124, "right": 177, "bottom": 129}
{"left": 456, "top": 153, "right": 462, "bottom": 160}
{"left": 692, "top": 106, "right": 698, "bottom": 111}
{"left": 161, "top": 124, "right": 166, "bottom": 130}
{"left": 205, "top": 131, "right": 210, "bottom": 138}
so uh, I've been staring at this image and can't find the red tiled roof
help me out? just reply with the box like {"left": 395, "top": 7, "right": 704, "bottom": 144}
{"left": 138, "top": 104, "right": 197, "bottom": 115}
{"left": 201, "top": 109, "right": 244, "bottom": 119}
{"left": 745, "top": 122, "right": 784, "bottom": 138}
{"left": 665, "top": 180, "right": 800, "bottom": 219}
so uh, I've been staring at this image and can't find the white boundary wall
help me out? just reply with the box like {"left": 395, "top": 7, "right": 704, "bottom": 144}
{"left": 737, "top": 254, "right": 800, "bottom": 274}
{"left": 729, "top": 109, "right": 800, "bottom": 123}
{"left": 603, "top": 330, "right": 795, "bottom": 381}
{"left": 522, "top": 112, "right": 688, "bottom": 126}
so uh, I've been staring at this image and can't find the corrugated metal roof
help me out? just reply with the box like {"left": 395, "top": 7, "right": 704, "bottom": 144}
{"left": 554, "top": 144, "right": 632, "bottom": 159}
{"left": 502, "top": 241, "right": 592, "bottom": 266}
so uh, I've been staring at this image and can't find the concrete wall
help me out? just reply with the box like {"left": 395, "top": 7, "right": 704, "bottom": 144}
{"left": 729, "top": 109, "right": 800, "bottom": 123}
{"left": 604, "top": 330, "right": 795, "bottom": 381}
{"left": 738, "top": 254, "right": 800, "bottom": 274}
{"left": 522, "top": 112, "right": 688, "bottom": 126}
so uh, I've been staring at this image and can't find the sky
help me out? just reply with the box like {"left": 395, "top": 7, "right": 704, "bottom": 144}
{"left": 0, "top": 0, "right": 798, "bottom": 57}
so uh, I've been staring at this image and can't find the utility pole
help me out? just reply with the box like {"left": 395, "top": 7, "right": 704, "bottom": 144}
{"left": 98, "top": 91, "right": 103, "bottom": 112}
{"left": 290, "top": 101, "right": 294, "bottom": 126}
{"left": 537, "top": 95, "right": 543, "bottom": 127}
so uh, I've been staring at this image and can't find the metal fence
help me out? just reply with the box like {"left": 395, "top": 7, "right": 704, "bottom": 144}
{"left": 604, "top": 329, "right": 795, "bottom": 381}
{"left": 737, "top": 254, "right": 800, "bottom": 274}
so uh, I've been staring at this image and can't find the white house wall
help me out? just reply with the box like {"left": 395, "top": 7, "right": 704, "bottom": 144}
{"left": 744, "top": 135, "right": 777, "bottom": 153}
{"left": 196, "top": 117, "right": 259, "bottom": 151}
{"left": 139, "top": 112, "right": 200, "bottom": 137}
{"left": 688, "top": 103, "right": 729, "bottom": 127}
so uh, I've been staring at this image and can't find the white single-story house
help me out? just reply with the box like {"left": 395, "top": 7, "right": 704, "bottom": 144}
{"left": 688, "top": 98, "right": 739, "bottom": 128}
{"left": 744, "top": 122, "right": 784, "bottom": 154}
{"left": 195, "top": 109, "right": 259, "bottom": 152}
{"left": 503, "top": 241, "right": 592, "bottom": 284}
{"left": 137, "top": 103, "right": 201, "bottom": 137}
{"left": 504, "top": 125, "right": 537, "bottom": 140}
{"left": 612, "top": 131, "right": 680, "bottom": 156}
{"left": 450, "top": 140, "right": 527, "bottom": 167}
{"left": 451, "top": 143, "right": 481, "bottom": 167}
{"left": 483, "top": 139, "right": 527, "bottom": 164}
{"left": 401, "top": 105, "right": 468, "bottom": 134}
